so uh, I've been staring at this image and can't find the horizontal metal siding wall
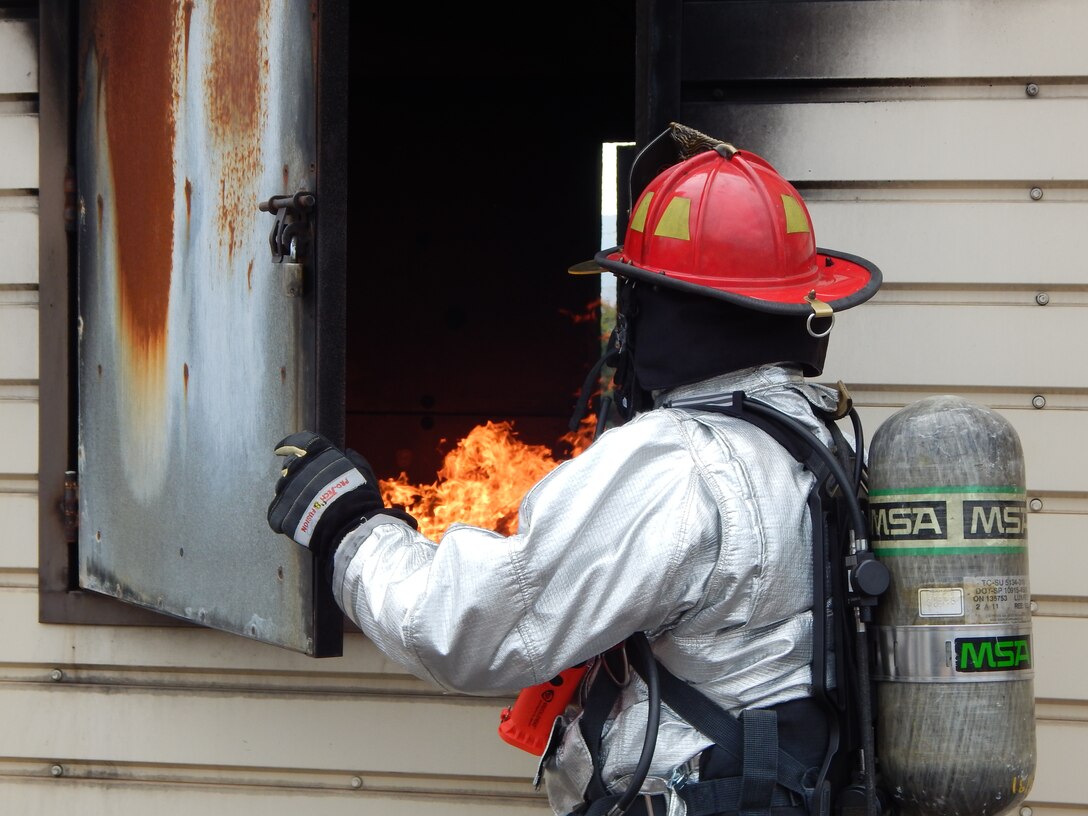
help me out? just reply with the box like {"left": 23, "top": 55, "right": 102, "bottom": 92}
{"left": 0, "top": 14, "right": 547, "bottom": 814}
{"left": 0, "top": 6, "right": 42, "bottom": 592}
{"left": 682, "top": 1, "right": 1086, "bottom": 811}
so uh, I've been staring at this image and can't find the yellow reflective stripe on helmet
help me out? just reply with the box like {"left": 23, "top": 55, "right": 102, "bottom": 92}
{"left": 654, "top": 196, "right": 691, "bottom": 240}
{"left": 781, "top": 194, "right": 811, "bottom": 234}
{"left": 630, "top": 191, "right": 654, "bottom": 233}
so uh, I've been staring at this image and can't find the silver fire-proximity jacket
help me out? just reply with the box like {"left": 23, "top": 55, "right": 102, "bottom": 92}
{"left": 330, "top": 364, "right": 843, "bottom": 815}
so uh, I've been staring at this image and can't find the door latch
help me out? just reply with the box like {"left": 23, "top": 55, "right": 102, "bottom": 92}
{"left": 259, "top": 191, "right": 315, "bottom": 296}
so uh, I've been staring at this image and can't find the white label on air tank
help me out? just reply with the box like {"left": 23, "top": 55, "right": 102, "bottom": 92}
{"left": 963, "top": 574, "right": 1031, "bottom": 625}
{"left": 918, "top": 587, "right": 964, "bottom": 617}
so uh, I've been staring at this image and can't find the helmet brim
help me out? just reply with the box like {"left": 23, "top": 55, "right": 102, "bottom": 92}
{"left": 589, "top": 246, "right": 882, "bottom": 316}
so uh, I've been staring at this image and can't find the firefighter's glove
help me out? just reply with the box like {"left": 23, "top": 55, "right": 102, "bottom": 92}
{"left": 267, "top": 431, "right": 416, "bottom": 563}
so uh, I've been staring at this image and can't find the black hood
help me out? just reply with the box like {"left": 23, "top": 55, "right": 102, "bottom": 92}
{"left": 614, "top": 278, "right": 830, "bottom": 399}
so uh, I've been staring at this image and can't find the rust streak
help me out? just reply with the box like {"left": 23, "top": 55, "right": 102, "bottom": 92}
{"left": 183, "top": 362, "right": 190, "bottom": 396}
{"left": 246, "top": 259, "right": 254, "bottom": 290}
{"left": 207, "top": 0, "right": 265, "bottom": 262}
{"left": 182, "top": 0, "right": 194, "bottom": 62}
{"left": 94, "top": 0, "right": 179, "bottom": 368}
{"left": 184, "top": 178, "right": 192, "bottom": 221}
{"left": 96, "top": 193, "right": 103, "bottom": 232}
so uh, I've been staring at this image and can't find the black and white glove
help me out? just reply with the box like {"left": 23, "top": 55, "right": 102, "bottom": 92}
{"left": 267, "top": 431, "right": 417, "bottom": 566}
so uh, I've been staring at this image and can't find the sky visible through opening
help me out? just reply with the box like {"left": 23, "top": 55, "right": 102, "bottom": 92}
{"left": 600, "top": 142, "right": 633, "bottom": 306}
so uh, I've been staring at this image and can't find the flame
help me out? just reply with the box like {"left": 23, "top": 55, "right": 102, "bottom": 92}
{"left": 380, "top": 415, "right": 597, "bottom": 540}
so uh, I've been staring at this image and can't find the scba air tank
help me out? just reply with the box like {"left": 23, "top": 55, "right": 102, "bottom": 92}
{"left": 867, "top": 395, "right": 1036, "bottom": 816}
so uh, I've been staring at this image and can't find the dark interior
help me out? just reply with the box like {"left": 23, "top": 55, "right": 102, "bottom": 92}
{"left": 346, "top": 5, "right": 637, "bottom": 484}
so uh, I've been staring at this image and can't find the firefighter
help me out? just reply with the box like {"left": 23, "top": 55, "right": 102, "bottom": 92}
{"left": 267, "top": 123, "right": 882, "bottom": 816}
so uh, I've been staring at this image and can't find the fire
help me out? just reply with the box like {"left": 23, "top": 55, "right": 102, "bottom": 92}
{"left": 379, "top": 297, "right": 608, "bottom": 540}
{"left": 380, "top": 415, "right": 597, "bottom": 540}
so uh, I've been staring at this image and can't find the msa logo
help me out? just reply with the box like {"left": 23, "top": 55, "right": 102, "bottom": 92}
{"left": 870, "top": 501, "right": 947, "bottom": 540}
{"left": 963, "top": 500, "right": 1027, "bottom": 539}
{"left": 955, "top": 636, "right": 1032, "bottom": 673}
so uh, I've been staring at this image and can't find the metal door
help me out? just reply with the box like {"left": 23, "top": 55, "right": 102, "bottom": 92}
{"left": 75, "top": 0, "right": 341, "bottom": 655}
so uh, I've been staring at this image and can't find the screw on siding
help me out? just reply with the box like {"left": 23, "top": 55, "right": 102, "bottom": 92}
{"left": 50, "top": 669, "right": 64, "bottom": 682}
{"left": 1029, "top": 187, "right": 1043, "bottom": 201}
{"left": 1035, "top": 292, "right": 1050, "bottom": 305}
{"left": 1029, "top": 498, "right": 1043, "bottom": 512}
{"left": 50, "top": 765, "right": 64, "bottom": 777}
{"left": 1029, "top": 601, "right": 1039, "bottom": 614}
{"left": 1020, "top": 808, "right": 1034, "bottom": 816}
{"left": 1031, "top": 395, "right": 1046, "bottom": 409}
{"left": 351, "top": 776, "right": 363, "bottom": 789}
{"left": 1025, "top": 83, "right": 1039, "bottom": 97}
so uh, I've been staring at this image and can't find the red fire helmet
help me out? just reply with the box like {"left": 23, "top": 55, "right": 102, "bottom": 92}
{"left": 587, "top": 142, "right": 881, "bottom": 317}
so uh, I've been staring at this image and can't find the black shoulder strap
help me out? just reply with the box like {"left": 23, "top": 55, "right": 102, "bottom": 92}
{"left": 675, "top": 392, "right": 842, "bottom": 811}
{"left": 680, "top": 391, "right": 841, "bottom": 705}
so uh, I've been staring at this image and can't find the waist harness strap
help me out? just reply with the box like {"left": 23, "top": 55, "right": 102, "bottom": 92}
{"left": 627, "top": 655, "right": 816, "bottom": 816}
{"left": 740, "top": 708, "right": 779, "bottom": 814}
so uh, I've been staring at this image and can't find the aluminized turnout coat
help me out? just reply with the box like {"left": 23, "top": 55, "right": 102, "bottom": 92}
{"left": 331, "top": 364, "right": 843, "bottom": 814}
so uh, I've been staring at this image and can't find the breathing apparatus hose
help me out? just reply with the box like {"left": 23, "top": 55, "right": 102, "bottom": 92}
{"left": 855, "top": 623, "right": 879, "bottom": 815}
{"left": 741, "top": 396, "right": 867, "bottom": 536}
{"left": 848, "top": 407, "right": 866, "bottom": 492}
{"left": 610, "top": 631, "right": 661, "bottom": 816}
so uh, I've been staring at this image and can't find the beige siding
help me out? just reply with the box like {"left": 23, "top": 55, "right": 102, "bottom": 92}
{"left": 0, "top": 209, "right": 37, "bottom": 285}
{"left": 704, "top": 96, "right": 1088, "bottom": 181}
{"left": 0, "top": 113, "right": 37, "bottom": 188}
{"left": 809, "top": 195, "right": 1088, "bottom": 287}
{"left": 0, "top": 18, "right": 37, "bottom": 93}
{"left": 686, "top": 0, "right": 1088, "bottom": 80}
{"left": 0, "top": 781, "right": 548, "bottom": 816}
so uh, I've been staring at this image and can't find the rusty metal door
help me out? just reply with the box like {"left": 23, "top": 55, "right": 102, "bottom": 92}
{"left": 75, "top": 0, "right": 341, "bottom": 655}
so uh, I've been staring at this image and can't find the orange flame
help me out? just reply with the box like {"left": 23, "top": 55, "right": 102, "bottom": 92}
{"left": 380, "top": 415, "right": 596, "bottom": 541}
